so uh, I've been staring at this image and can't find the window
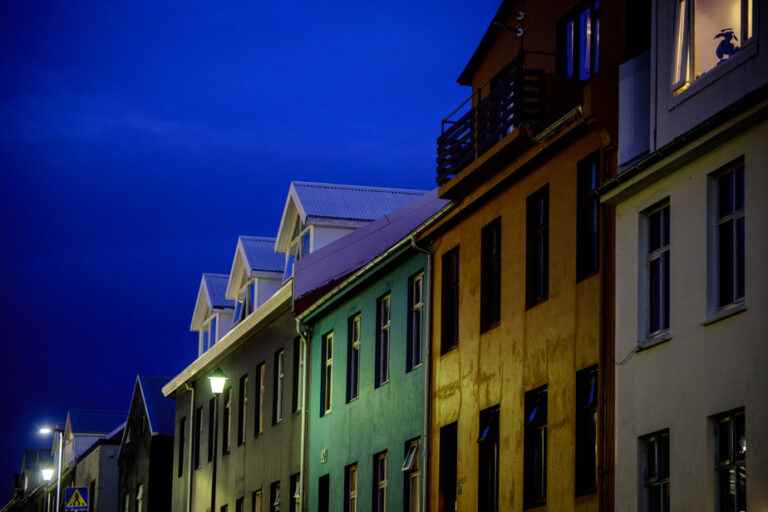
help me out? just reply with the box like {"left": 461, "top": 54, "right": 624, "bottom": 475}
{"left": 575, "top": 367, "right": 598, "bottom": 496}
{"left": 292, "top": 338, "right": 302, "bottom": 413}
{"left": 200, "top": 314, "right": 219, "bottom": 353}
{"left": 289, "top": 473, "right": 300, "bottom": 512}
{"left": 673, "top": 0, "right": 755, "bottom": 91}
{"left": 193, "top": 406, "right": 203, "bottom": 469}
{"left": 478, "top": 407, "right": 500, "bottom": 512}
{"left": 284, "top": 224, "right": 313, "bottom": 279}
{"left": 524, "top": 386, "right": 547, "bottom": 509}
{"left": 714, "top": 409, "right": 746, "bottom": 512}
{"left": 559, "top": 1, "right": 601, "bottom": 80}
{"left": 273, "top": 350, "right": 285, "bottom": 424}
{"left": 373, "top": 451, "right": 388, "bottom": 512}
{"left": 375, "top": 294, "right": 391, "bottom": 387}
{"left": 254, "top": 363, "right": 265, "bottom": 436}
{"left": 177, "top": 416, "right": 186, "bottom": 477}
{"left": 345, "top": 464, "right": 358, "bottom": 512}
{"left": 526, "top": 186, "right": 549, "bottom": 308}
{"left": 577, "top": 153, "right": 600, "bottom": 281}
{"left": 269, "top": 481, "right": 280, "bottom": 512}
{"left": 481, "top": 219, "right": 502, "bottom": 331}
{"left": 236, "top": 497, "right": 245, "bottom": 512}
{"left": 403, "top": 439, "right": 421, "bottom": 512}
{"left": 441, "top": 248, "right": 460, "bottom": 353}
{"left": 238, "top": 374, "right": 248, "bottom": 446}
{"left": 318, "top": 474, "right": 330, "bottom": 512}
{"left": 208, "top": 398, "right": 215, "bottom": 462}
{"left": 711, "top": 161, "right": 746, "bottom": 311}
{"left": 407, "top": 273, "right": 424, "bottom": 371}
{"left": 252, "top": 489, "right": 263, "bottom": 512}
{"left": 320, "top": 332, "right": 333, "bottom": 416}
{"left": 222, "top": 387, "right": 231, "bottom": 455}
{"left": 88, "top": 481, "right": 95, "bottom": 512}
{"left": 221, "top": 506, "right": 228, "bottom": 512}
{"left": 123, "top": 493, "right": 130, "bottom": 512}
{"left": 641, "top": 430, "right": 669, "bottom": 512}
{"left": 135, "top": 484, "right": 144, "bottom": 512}
{"left": 347, "top": 314, "right": 361, "bottom": 401}
{"left": 438, "top": 423, "right": 457, "bottom": 512}
{"left": 644, "top": 202, "right": 670, "bottom": 339}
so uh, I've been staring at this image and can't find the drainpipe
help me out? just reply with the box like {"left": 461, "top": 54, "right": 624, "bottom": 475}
{"left": 409, "top": 236, "right": 432, "bottom": 512}
{"left": 183, "top": 383, "right": 195, "bottom": 512}
{"left": 295, "top": 319, "right": 312, "bottom": 512}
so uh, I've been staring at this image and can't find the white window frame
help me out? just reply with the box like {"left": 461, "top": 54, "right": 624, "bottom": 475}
{"left": 376, "top": 294, "right": 391, "bottom": 386}
{"left": 199, "top": 313, "right": 219, "bottom": 354}
{"left": 408, "top": 274, "right": 424, "bottom": 371}
{"left": 707, "top": 160, "right": 747, "bottom": 322}
{"left": 375, "top": 452, "right": 388, "bottom": 512}
{"left": 276, "top": 350, "right": 285, "bottom": 423}
{"left": 347, "top": 464, "right": 358, "bottom": 512}
{"left": 638, "top": 200, "right": 671, "bottom": 345}
{"left": 283, "top": 224, "right": 314, "bottom": 280}
{"left": 348, "top": 314, "right": 361, "bottom": 402}
{"left": 322, "top": 333, "right": 333, "bottom": 415}
{"left": 672, "top": 0, "right": 757, "bottom": 93}
{"left": 402, "top": 440, "right": 421, "bottom": 512}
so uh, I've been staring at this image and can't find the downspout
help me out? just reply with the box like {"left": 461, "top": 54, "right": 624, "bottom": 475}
{"left": 409, "top": 236, "right": 432, "bottom": 512}
{"left": 183, "top": 383, "right": 195, "bottom": 512}
{"left": 295, "top": 318, "right": 312, "bottom": 512}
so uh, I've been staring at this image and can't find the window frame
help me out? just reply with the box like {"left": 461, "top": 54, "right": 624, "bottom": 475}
{"left": 254, "top": 362, "right": 265, "bottom": 437}
{"left": 345, "top": 464, "right": 358, "bottom": 512}
{"left": 708, "top": 158, "right": 747, "bottom": 319}
{"left": 375, "top": 294, "right": 391, "bottom": 387}
{"left": 273, "top": 349, "right": 285, "bottom": 424}
{"left": 289, "top": 473, "right": 300, "bottom": 512}
{"left": 526, "top": 185, "right": 550, "bottom": 309}
{"left": 441, "top": 247, "right": 460, "bottom": 353}
{"left": 523, "top": 386, "right": 548, "bottom": 509}
{"left": 407, "top": 272, "right": 425, "bottom": 372}
{"left": 640, "top": 200, "right": 671, "bottom": 344}
{"left": 481, "top": 218, "right": 502, "bottom": 332}
{"left": 252, "top": 489, "right": 263, "bottom": 512}
{"left": 373, "top": 451, "right": 388, "bottom": 512}
{"left": 320, "top": 332, "right": 333, "bottom": 416}
{"left": 222, "top": 387, "right": 232, "bottom": 456}
{"left": 640, "top": 429, "right": 670, "bottom": 512}
{"left": 713, "top": 408, "right": 746, "bottom": 512}
{"left": 575, "top": 366, "right": 599, "bottom": 496}
{"left": 269, "top": 481, "right": 280, "bottom": 512}
{"left": 238, "top": 374, "right": 248, "bottom": 446}
{"left": 347, "top": 314, "right": 361, "bottom": 402}
{"left": 558, "top": 0, "right": 601, "bottom": 81}
{"left": 577, "top": 153, "right": 601, "bottom": 282}
{"left": 402, "top": 438, "right": 421, "bottom": 512}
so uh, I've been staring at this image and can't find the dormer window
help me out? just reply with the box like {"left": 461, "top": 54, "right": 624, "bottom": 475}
{"left": 233, "top": 279, "right": 257, "bottom": 325}
{"left": 199, "top": 314, "right": 219, "bottom": 352}
{"left": 283, "top": 224, "right": 312, "bottom": 280}
{"left": 672, "top": 0, "right": 755, "bottom": 92}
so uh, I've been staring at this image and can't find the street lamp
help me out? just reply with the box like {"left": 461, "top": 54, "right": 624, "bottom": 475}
{"left": 209, "top": 369, "right": 227, "bottom": 512}
{"left": 39, "top": 426, "right": 64, "bottom": 512}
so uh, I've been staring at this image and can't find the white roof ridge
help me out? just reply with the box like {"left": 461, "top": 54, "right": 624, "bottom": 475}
{"left": 291, "top": 181, "right": 428, "bottom": 194}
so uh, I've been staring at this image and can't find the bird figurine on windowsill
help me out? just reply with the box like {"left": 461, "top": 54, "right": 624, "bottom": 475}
{"left": 715, "top": 28, "right": 739, "bottom": 62}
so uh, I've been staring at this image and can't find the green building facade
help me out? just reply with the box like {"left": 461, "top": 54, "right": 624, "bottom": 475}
{"left": 302, "top": 250, "right": 428, "bottom": 512}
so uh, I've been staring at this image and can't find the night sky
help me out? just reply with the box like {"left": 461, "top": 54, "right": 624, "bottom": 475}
{"left": 0, "top": 0, "right": 498, "bottom": 500}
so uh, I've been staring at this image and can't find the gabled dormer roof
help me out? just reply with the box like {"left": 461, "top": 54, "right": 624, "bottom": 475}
{"left": 275, "top": 181, "right": 428, "bottom": 252}
{"left": 191, "top": 273, "right": 234, "bottom": 331}
{"left": 127, "top": 375, "right": 175, "bottom": 437}
{"left": 225, "top": 236, "right": 283, "bottom": 300}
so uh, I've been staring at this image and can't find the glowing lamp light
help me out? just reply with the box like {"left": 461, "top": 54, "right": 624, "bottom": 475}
{"left": 41, "top": 468, "right": 54, "bottom": 481}
{"left": 38, "top": 427, "right": 53, "bottom": 435}
{"left": 209, "top": 369, "right": 228, "bottom": 395}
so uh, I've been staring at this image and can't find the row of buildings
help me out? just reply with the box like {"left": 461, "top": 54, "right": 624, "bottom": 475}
{"left": 6, "top": 0, "right": 767, "bottom": 510}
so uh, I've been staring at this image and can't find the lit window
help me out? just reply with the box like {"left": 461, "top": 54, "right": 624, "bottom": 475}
{"left": 345, "top": 464, "right": 358, "bottom": 512}
{"left": 347, "top": 314, "right": 361, "bottom": 401}
{"left": 641, "top": 430, "right": 670, "bottom": 512}
{"left": 252, "top": 489, "right": 263, "bottom": 512}
{"left": 407, "top": 273, "right": 424, "bottom": 371}
{"left": 714, "top": 409, "right": 746, "bottom": 512}
{"left": 321, "top": 333, "right": 333, "bottom": 415}
{"left": 559, "top": 1, "right": 601, "bottom": 81}
{"left": 403, "top": 440, "right": 421, "bottom": 512}
{"left": 373, "top": 451, "right": 388, "bottom": 512}
{"left": 710, "top": 160, "right": 746, "bottom": 311}
{"left": 673, "top": 0, "right": 755, "bottom": 91}
{"left": 375, "top": 294, "right": 391, "bottom": 387}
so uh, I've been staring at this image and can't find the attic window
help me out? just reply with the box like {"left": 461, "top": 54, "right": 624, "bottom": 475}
{"left": 233, "top": 279, "right": 257, "bottom": 324}
{"left": 200, "top": 314, "right": 219, "bottom": 352}
{"left": 283, "top": 225, "right": 312, "bottom": 280}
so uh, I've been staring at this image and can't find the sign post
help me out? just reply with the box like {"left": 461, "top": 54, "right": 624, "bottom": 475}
{"left": 64, "top": 487, "right": 89, "bottom": 512}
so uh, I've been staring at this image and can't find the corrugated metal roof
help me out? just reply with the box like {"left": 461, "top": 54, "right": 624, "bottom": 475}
{"left": 137, "top": 376, "right": 175, "bottom": 436}
{"left": 240, "top": 236, "right": 283, "bottom": 272}
{"left": 292, "top": 181, "right": 428, "bottom": 222}
{"left": 203, "top": 273, "right": 234, "bottom": 309}
{"left": 294, "top": 189, "right": 449, "bottom": 305}
{"left": 68, "top": 410, "right": 126, "bottom": 435}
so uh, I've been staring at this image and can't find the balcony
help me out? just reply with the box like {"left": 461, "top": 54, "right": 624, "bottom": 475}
{"left": 436, "top": 52, "right": 580, "bottom": 187}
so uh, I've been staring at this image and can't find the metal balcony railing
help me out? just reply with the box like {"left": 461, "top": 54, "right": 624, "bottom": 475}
{"left": 436, "top": 53, "right": 548, "bottom": 185}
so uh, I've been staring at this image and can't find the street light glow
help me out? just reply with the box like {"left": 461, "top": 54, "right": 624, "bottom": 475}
{"left": 209, "top": 368, "right": 228, "bottom": 395}
{"left": 41, "top": 468, "right": 54, "bottom": 481}
{"left": 39, "top": 427, "right": 53, "bottom": 435}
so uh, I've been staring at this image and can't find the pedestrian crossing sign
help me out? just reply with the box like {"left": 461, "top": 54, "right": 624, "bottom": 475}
{"left": 64, "top": 487, "right": 89, "bottom": 511}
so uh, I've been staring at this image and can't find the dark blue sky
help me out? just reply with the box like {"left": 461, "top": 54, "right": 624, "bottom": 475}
{"left": 0, "top": 0, "right": 496, "bottom": 498}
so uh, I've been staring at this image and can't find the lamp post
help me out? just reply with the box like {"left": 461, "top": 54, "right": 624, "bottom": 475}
{"left": 209, "top": 369, "right": 227, "bottom": 512}
{"left": 39, "top": 426, "right": 64, "bottom": 512}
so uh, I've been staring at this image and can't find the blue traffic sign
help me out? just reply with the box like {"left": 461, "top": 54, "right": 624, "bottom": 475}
{"left": 64, "top": 487, "right": 89, "bottom": 511}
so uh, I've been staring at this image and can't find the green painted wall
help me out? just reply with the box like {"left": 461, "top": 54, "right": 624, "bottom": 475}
{"left": 306, "top": 251, "right": 427, "bottom": 511}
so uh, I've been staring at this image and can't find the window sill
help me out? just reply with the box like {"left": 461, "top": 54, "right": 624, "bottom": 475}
{"left": 637, "top": 331, "right": 672, "bottom": 351}
{"left": 406, "top": 362, "right": 424, "bottom": 373}
{"left": 669, "top": 41, "right": 758, "bottom": 110}
{"left": 480, "top": 321, "right": 501, "bottom": 334}
{"left": 439, "top": 344, "right": 458, "bottom": 357}
{"left": 703, "top": 303, "right": 747, "bottom": 326}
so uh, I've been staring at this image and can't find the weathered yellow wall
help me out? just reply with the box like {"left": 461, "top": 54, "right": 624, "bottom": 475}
{"left": 428, "top": 130, "right": 604, "bottom": 512}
